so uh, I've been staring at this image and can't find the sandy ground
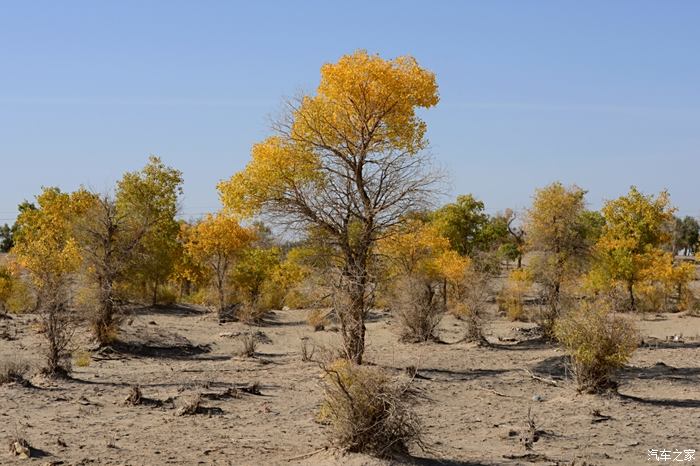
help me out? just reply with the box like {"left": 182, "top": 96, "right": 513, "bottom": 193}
{"left": 1, "top": 300, "right": 699, "bottom": 466}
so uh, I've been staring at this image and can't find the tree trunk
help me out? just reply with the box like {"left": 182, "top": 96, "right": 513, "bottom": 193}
{"left": 94, "top": 276, "right": 115, "bottom": 346}
{"left": 628, "top": 281, "right": 636, "bottom": 312}
{"left": 339, "top": 251, "right": 369, "bottom": 365}
{"left": 217, "top": 280, "right": 226, "bottom": 322}
{"left": 151, "top": 280, "right": 158, "bottom": 307}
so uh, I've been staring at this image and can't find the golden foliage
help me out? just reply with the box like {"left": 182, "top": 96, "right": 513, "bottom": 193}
{"left": 218, "top": 50, "right": 439, "bottom": 219}
{"left": 499, "top": 268, "right": 531, "bottom": 321}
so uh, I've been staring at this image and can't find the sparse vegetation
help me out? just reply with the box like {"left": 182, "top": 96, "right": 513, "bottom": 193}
{"left": 73, "top": 349, "right": 91, "bottom": 368}
{"left": 394, "top": 275, "right": 445, "bottom": 342}
{"left": 0, "top": 358, "right": 30, "bottom": 385}
{"left": 319, "top": 359, "right": 424, "bottom": 458}
{"left": 237, "top": 332, "right": 258, "bottom": 357}
{"left": 555, "top": 300, "right": 639, "bottom": 393}
{"left": 306, "top": 308, "right": 329, "bottom": 331}
{"left": 0, "top": 41, "right": 698, "bottom": 466}
{"left": 300, "top": 337, "right": 315, "bottom": 362}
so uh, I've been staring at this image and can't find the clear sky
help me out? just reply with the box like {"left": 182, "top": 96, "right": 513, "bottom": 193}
{"left": 1, "top": 1, "right": 699, "bottom": 224}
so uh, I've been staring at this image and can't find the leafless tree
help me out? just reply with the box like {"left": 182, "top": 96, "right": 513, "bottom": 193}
{"left": 36, "top": 275, "right": 76, "bottom": 376}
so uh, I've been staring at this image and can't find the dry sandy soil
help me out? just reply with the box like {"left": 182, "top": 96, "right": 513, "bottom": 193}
{"left": 1, "top": 296, "right": 699, "bottom": 466}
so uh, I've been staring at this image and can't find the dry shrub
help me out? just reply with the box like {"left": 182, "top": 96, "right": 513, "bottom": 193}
{"left": 237, "top": 332, "right": 258, "bottom": 357}
{"left": 451, "top": 268, "right": 492, "bottom": 344}
{"left": 237, "top": 300, "right": 268, "bottom": 325}
{"left": 687, "top": 292, "right": 700, "bottom": 317}
{"left": 175, "top": 394, "right": 202, "bottom": 416}
{"left": 534, "top": 289, "right": 577, "bottom": 341}
{"left": 7, "top": 435, "right": 31, "bottom": 459}
{"left": 306, "top": 308, "right": 329, "bottom": 331}
{"left": 125, "top": 385, "right": 143, "bottom": 405}
{"left": 300, "top": 337, "right": 316, "bottom": 362}
{"left": 319, "top": 359, "right": 423, "bottom": 458}
{"left": 498, "top": 269, "right": 530, "bottom": 321}
{"left": 0, "top": 358, "right": 30, "bottom": 385}
{"left": 393, "top": 275, "right": 444, "bottom": 343}
{"left": 555, "top": 299, "right": 638, "bottom": 393}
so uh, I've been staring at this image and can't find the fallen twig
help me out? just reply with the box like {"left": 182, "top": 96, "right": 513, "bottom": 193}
{"left": 285, "top": 447, "right": 328, "bottom": 462}
{"left": 523, "top": 369, "right": 558, "bottom": 386}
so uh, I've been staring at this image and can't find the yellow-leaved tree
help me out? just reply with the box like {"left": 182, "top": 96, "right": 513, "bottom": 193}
{"left": 183, "top": 213, "right": 255, "bottom": 321}
{"left": 116, "top": 156, "right": 183, "bottom": 306}
{"left": 13, "top": 187, "right": 91, "bottom": 375}
{"left": 524, "top": 182, "right": 596, "bottom": 337}
{"left": 0, "top": 262, "right": 16, "bottom": 316}
{"left": 380, "top": 218, "right": 469, "bottom": 342}
{"left": 218, "top": 50, "right": 440, "bottom": 363}
{"left": 592, "top": 186, "right": 678, "bottom": 311}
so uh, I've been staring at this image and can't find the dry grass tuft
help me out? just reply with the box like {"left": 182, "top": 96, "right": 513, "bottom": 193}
{"left": 124, "top": 385, "right": 143, "bottom": 405}
{"left": 237, "top": 332, "right": 258, "bottom": 357}
{"left": 319, "top": 359, "right": 424, "bottom": 458}
{"left": 0, "top": 358, "right": 30, "bottom": 385}
{"left": 175, "top": 394, "right": 203, "bottom": 416}
{"left": 7, "top": 436, "right": 31, "bottom": 459}
{"left": 300, "top": 337, "right": 316, "bottom": 362}
{"left": 73, "top": 349, "right": 92, "bottom": 368}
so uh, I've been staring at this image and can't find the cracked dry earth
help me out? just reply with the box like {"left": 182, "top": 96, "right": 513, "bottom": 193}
{"left": 1, "top": 303, "right": 699, "bottom": 466}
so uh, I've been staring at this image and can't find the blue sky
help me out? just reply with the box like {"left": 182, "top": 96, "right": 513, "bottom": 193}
{"left": 1, "top": 1, "right": 699, "bottom": 224}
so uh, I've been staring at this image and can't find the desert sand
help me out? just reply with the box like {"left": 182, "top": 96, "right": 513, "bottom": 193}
{"left": 1, "top": 302, "right": 699, "bottom": 466}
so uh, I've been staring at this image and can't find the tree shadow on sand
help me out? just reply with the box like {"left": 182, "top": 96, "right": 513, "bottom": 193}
{"left": 130, "top": 304, "right": 209, "bottom": 317}
{"left": 488, "top": 337, "right": 556, "bottom": 352}
{"left": 617, "top": 393, "right": 700, "bottom": 408}
{"left": 528, "top": 355, "right": 570, "bottom": 380}
{"left": 621, "top": 361, "right": 700, "bottom": 383}
{"left": 103, "top": 340, "right": 212, "bottom": 359}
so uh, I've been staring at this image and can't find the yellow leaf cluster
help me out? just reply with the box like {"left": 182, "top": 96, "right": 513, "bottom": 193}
{"left": 13, "top": 188, "right": 90, "bottom": 288}
{"left": 380, "top": 219, "right": 467, "bottom": 281}
{"left": 296, "top": 50, "right": 439, "bottom": 155}
{"left": 218, "top": 136, "right": 321, "bottom": 217}
{"left": 218, "top": 50, "right": 439, "bottom": 219}
{"left": 184, "top": 213, "right": 255, "bottom": 271}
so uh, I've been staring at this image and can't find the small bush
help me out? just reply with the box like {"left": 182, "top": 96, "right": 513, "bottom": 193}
{"left": 451, "top": 268, "right": 491, "bottom": 344}
{"left": 237, "top": 332, "right": 258, "bottom": 357}
{"left": 7, "top": 435, "right": 31, "bottom": 459}
{"left": 555, "top": 300, "right": 638, "bottom": 393}
{"left": 394, "top": 275, "right": 444, "bottom": 343}
{"left": 319, "top": 359, "right": 423, "bottom": 458}
{"left": 73, "top": 349, "right": 92, "bottom": 368}
{"left": 499, "top": 269, "right": 530, "bottom": 322}
{"left": 4, "top": 276, "right": 34, "bottom": 314}
{"left": 0, "top": 358, "right": 30, "bottom": 385}
{"left": 306, "top": 308, "right": 329, "bottom": 331}
{"left": 300, "top": 337, "right": 315, "bottom": 362}
{"left": 175, "top": 393, "right": 202, "bottom": 416}
{"left": 237, "top": 300, "right": 268, "bottom": 325}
